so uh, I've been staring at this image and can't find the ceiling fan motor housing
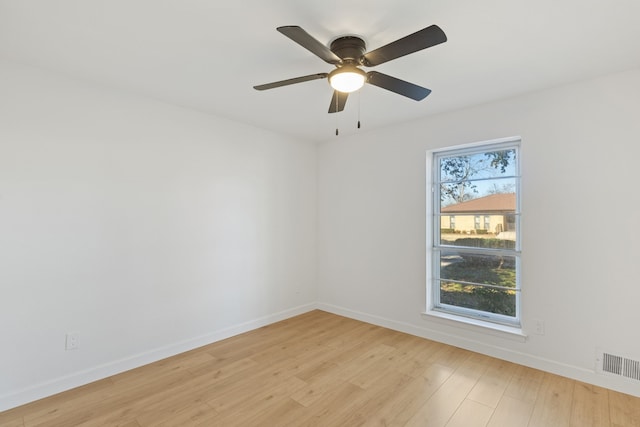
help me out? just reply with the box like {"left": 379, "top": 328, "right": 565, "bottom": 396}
{"left": 330, "top": 36, "right": 366, "bottom": 65}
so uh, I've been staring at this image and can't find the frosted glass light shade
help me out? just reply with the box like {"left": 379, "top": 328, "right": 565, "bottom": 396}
{"left": 329, "top": 67, "right": 366, "bottom": 93}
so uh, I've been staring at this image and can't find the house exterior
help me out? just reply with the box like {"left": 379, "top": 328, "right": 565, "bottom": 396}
{"left": 440, "top": 193, "right": 516, "bottom": 235}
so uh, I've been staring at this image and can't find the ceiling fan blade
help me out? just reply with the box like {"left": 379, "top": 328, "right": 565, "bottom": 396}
{"left": 277, "top": 26, "right": 342, "bottom": 65}
{"left": 328, "top": 90, "right": 348, "bottom": 113}
{"left": 253, "top": 73, "right": 328, "bottom": 90}
{"left": 366, "top": 71, "right": 431, "bottom": 101}
{"left": 362, "top": 25, "right": 447, "bottom": 67}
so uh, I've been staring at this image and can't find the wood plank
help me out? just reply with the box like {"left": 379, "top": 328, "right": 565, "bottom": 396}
{"left": 403, "top": 358, "right": 487, "bottom": 427}
{"left": 290, "top": 343, "right": 395, "bottom": 407}
{"left": 467, "top": 358, "right": 517, "bottom": 408}
{"left": 232, "top": 398, "right": 304, "bottom": 427}
{"left": 426, "top": 343, "right": 473, "bottom": 370}
{"left": 504, "top": 364, "right": 544, "bottom": 404}
{"left": 24, "top": 370, "right": 194, "bottom": 427}
{"left": 0, "top": 417, "right": 24, "bottom": 427}
{"left": 332, "top": 369, "right": 415, "bottom": 426}
{"left": 609, "top": 389, "right": 640, "bottom": 427}
{"left": 445, "top": 399, "right": 493, "bottom": 427}
{"left": 528, "top": 372, "right": 575, "bottom": 427}
{"left": 0, "top": 378, "right": 115, "bottom": 424}
{"left": 361, "top": 363, "right": 455, "bottom": 427}
{"left": 283, "top": 381, "right": 365, "bottom": 427}
{"left": 206, "top": 373, "right": 306, "bottom": 415}
{"left": 570, "top": 381, "right": 611, "bottom": 427}
{"left": 486, "top": 395, "right": 534, "bottom": 427}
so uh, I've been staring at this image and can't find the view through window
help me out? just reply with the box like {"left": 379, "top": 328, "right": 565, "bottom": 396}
{"left": 429, "top": 139, "right": 521, "bottom": 326}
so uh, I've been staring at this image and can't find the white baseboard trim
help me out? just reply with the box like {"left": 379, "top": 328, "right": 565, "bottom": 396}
{"left": 0, "top": 303, "right": 317, "bottom": 412}
{"left": 316, "top": 303, "right": 640, "bottom": 398}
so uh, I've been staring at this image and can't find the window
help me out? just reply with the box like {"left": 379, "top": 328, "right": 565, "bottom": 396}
{"left": 428, "top": 138, "right": 521, "bottom": 327}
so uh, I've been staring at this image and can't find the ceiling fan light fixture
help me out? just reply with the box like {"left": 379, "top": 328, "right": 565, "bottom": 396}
{"left": 328, "top": 66, "right": 366, "bottom": 93}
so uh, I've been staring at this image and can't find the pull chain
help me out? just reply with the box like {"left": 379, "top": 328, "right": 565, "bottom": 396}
{"left": 335, "top": 92, "right": 339, "bottom": 136}
{"left": 357, "top": 90, "right": 361, "bottom": 129}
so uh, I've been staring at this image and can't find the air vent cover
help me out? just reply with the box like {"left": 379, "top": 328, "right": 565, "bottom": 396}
{"left": 598, "top": 350, "right": 640, "bottom": 381}
{"left": 623, "top": 358, "right": 640, "bottom": 381}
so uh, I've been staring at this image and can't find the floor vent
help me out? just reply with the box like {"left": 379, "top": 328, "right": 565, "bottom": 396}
{"left": 598, "top": 351, "right": 640, "bottom": 381}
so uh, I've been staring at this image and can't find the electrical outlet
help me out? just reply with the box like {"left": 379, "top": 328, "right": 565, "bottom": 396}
{"left": 65, "top": 332, "right": 80, "bottom": 350}
{"left": 533, "top": 319, "right": 545, "bottom": 335}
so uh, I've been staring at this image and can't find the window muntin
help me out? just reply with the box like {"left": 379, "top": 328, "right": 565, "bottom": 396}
{"left": 430, "top": 140, "right": 521, "bottom": 326}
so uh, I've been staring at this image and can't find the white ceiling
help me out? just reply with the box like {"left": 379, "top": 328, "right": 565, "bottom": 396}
{"left": 1, "top": 0, "right": 640, "bottom": 142}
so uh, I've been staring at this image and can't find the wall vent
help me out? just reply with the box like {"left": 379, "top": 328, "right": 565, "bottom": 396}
{"left": 597, "top": 350, "right": 640, "bottom": 382}
{"left": 623, "top": 358, "right": 640, "bottom": 381}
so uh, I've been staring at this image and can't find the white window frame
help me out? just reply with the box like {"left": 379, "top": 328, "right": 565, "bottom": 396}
{"left": 426, "top": 137, "right": 522, "bottom": 331}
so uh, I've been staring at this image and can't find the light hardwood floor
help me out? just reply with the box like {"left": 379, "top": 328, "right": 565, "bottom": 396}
{"left": 1, "top": 310, "right": 639, "bottom": 426}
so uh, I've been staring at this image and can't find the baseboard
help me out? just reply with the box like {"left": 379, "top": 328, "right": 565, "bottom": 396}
{"left": 316, "top": 302, "right": 640, "bottom": 398}
{"left": 0, "top": 303, "right": 317, "bottom": 412}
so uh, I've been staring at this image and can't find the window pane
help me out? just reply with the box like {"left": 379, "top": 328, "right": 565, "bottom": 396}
{"left": 440, "top": 165, "right": 516, "bottom": 213}
{"left": 439, "top": 149, "right": 517, "bottom": 182}
{"left": 440, "top": 251, "right": 516, "bottom": 288}
{"left": 441, "top": 178, "right": 516, "bottom": 208}
{"left": 439, "top": 281, "right": 516, "bottom": 317}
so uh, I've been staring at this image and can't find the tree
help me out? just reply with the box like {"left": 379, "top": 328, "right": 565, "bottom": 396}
{"left": 440, "top": 149, "right": 515, "bottom": 205}
{"left": 440, "top": 155, "right": 477, "bottom": 204}
{"left": 486, "top": 182, "right": 516, "bottom": 195}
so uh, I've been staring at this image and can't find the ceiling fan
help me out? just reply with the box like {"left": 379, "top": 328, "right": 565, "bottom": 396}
{"left": 253, "top": 25, "right": 447, "bottom": 113}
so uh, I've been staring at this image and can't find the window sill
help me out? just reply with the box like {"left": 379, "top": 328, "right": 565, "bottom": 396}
{"left": 421, "top": 310, "right": 527, "bottom": 342}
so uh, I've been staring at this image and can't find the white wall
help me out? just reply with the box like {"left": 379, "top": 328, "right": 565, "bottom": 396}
{"left": 317, "top": 68, "right": 640, "bottom": 397}
{"left": 0, "top": 61, "right": 317, "bottom": 410}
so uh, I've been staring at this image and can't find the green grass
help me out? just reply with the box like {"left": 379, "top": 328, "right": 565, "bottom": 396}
{"left": 440, "top": 261, "right": 516, "bottom": 316}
